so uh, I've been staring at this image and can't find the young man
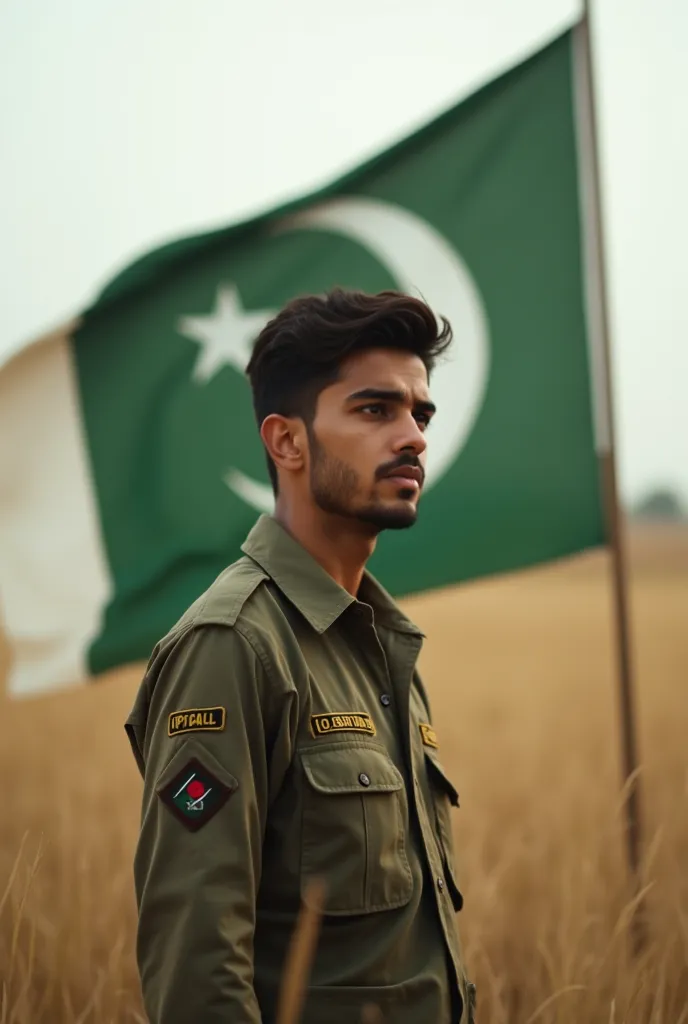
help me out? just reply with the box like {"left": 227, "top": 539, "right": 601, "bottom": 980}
{"left": 125, "top": 288, "right": 475, "bottom": 1023}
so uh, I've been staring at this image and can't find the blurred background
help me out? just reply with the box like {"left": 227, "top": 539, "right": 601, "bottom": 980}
{"left": 2, "top": 0, "right": 687, "bottom": 505}
{"left": 1, "top": 1, "right": 686, "bottom": 1022}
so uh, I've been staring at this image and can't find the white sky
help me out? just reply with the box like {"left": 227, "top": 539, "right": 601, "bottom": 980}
{"left": 1, "top": 0, "right": 686, "bottom": 505}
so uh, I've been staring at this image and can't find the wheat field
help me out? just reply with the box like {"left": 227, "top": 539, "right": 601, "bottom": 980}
{"left": 1, "top": 524, "right": 687, "bottom": 1023}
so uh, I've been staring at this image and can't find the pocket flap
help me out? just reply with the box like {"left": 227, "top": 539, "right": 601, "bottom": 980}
{"left": 424, "top": 752, "right": 460, "bottom": 807}
{"left": 301, "top": 745, "right": 404, "bottom": 795}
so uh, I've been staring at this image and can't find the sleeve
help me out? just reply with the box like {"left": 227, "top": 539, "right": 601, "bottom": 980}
{"left": 129, "top": 624, "right": 297, "bottom": 1024}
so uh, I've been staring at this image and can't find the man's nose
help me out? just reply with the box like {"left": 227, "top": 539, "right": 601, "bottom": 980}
{"left": 393, "top": 415, "right": 427, "bottom": 457}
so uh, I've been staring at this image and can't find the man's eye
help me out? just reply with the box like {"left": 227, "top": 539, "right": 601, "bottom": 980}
{"left": 414, "top": 412, "right": 432, "bottom": 429}
{"left": 360, "top": 403, "right": 386, "bottom": 416}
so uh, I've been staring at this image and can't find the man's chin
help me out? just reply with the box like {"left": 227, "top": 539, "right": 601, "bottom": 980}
{"left": 355, "top": 501, "right": 419, "bottom": 532}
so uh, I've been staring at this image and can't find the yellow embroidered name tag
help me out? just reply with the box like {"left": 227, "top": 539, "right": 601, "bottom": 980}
{"left": 310, "top": 712, "right": 376, "bottom": 738}
{"left": 419, "top": 722, "right": 439, "bottom": 749}
{"left": 168, "top": 706, "right": 226, "bottom": 737}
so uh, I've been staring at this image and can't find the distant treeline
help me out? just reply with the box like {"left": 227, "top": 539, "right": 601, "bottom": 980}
{"left": 630, "top": 487, "right": 687, "bottom": 521}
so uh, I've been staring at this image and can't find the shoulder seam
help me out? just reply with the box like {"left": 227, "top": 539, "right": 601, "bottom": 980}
{"left": 184, "top": 564, "right": 267, "bottom": 629}
{"left": 167, "top": 609, "right": 293, "bottom": 694}
{"left": 232, "top": 622, "right": 281, "bottom": 684}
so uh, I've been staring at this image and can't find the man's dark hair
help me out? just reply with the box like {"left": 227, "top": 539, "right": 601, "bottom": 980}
{"left": 245, "top": 287, "right": 453, "bottom": 493}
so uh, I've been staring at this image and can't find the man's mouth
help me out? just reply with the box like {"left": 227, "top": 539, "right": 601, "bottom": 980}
{"left": 382, "top": 465, "right": 424, "bottom": 490}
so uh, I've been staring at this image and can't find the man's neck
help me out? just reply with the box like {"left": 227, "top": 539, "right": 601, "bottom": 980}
{"left": 274, "top": 503, "right": 377, "bottom": 597}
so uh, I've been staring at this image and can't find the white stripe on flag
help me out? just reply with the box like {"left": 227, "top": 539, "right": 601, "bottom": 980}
{"left": 0, "top": 324, "right": 112, "bottom": 696}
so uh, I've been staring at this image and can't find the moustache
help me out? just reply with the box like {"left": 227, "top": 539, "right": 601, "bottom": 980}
{"left": 375, "top": 455, "right": 425, "bottom": 485}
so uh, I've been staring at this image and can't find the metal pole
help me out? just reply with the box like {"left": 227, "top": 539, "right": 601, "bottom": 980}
{"left": 573, "top": 5, "right": 645, "bottom": 928}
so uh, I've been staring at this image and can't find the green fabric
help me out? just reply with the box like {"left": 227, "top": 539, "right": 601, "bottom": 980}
{"left": 73, "top": 29, "right": 603, "bottom": 675}
{"left": 126, "top": 516, "right": 471, "bottom": 1023}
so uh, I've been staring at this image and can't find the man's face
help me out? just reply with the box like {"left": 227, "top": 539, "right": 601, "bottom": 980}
{"left": 306, "top": 348, "right": 435, "bottom": 531}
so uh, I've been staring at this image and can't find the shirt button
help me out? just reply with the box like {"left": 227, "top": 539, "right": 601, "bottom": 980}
{"left": 380, "top": 693, "right": 391, "bottom": 707}
{"left": 359, "top": 773, "right": 371, "bottom": 787}
{"left": 437, "top": 877, "right": 445, "bottom": 892}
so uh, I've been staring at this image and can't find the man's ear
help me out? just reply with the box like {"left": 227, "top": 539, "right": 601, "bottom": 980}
{"left": 260, "top": 414, "right": 306, "bottom": 477}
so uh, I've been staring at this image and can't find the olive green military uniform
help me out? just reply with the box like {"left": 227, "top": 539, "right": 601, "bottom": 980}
{"left": 126, "top": 515, "right": 475, "bottom": 1024}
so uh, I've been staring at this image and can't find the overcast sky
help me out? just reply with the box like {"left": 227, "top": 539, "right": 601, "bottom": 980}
{"left": 1, "top": 0, "right": 686, "bottom": 505}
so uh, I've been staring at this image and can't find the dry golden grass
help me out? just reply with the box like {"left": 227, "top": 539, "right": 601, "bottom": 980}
{"left": 1, "top": 524, "right": 687, "bottom": 1022}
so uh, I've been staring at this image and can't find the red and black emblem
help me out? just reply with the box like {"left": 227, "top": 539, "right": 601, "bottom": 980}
{"left": 157, "top": 757, "right": 236, "bottom": 832}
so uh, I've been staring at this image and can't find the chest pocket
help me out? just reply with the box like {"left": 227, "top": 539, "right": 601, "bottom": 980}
{"left": 300, "top": 742, "right": 413, "bottom": 915}
{"left": 425, "top": 752, "right": 464, "bottom": 912}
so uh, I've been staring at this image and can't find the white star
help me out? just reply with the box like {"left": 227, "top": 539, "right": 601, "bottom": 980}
{"left": 178, "top": 283, "right": 275, "bottom": 383}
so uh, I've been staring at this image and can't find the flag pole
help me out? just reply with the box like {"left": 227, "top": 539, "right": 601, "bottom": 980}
{"left": 573, "top": 4, "right": 645, "bottom": 938}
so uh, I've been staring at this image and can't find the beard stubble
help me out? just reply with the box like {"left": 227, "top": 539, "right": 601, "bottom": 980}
{"left": 308, "top": 432, "right": 418, "bottom": 532}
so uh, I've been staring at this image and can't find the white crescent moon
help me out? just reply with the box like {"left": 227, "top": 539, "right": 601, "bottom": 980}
{"left": 226, "top": 197, "right": 490, "bottom": 512}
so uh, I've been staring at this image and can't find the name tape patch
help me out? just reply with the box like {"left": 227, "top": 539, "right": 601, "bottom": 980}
{"left": 419, "top": 722, "right": 439, "bottom": 749}
{"left": 310, "top": 711, "right": 376, "bottom": 738}
{"left": 168, "top": 706, "right": 226, "bottom": 737}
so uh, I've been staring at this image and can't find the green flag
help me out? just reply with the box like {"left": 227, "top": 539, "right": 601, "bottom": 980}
{"left": 0, "top": 29, "right": 604, "bottom": 695}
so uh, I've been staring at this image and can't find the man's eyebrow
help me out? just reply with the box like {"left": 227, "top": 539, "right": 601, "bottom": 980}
{"left": 346, "top": 388, "right": 436, "bottom": 415}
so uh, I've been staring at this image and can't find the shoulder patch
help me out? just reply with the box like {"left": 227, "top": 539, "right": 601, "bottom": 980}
{"left": 158, "top": 756, "right": 237, "bottom": 831}
{"left": 310, "top": 711, "right": 376, "bottom": 738}
{"left": 419, "top": 722, "right": 439, "bottom": 749}
{"left": 168, "top": 706, "right": 226, "bottom": 737}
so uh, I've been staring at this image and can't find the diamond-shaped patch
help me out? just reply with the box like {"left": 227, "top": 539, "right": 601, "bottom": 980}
{"left": 158, "top": 757, "right": 236, "bottom": 832}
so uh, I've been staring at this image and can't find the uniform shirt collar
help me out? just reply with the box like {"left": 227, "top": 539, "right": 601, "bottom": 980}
{"left": 241, "top": 515, "right": 423, "bottom": 637}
